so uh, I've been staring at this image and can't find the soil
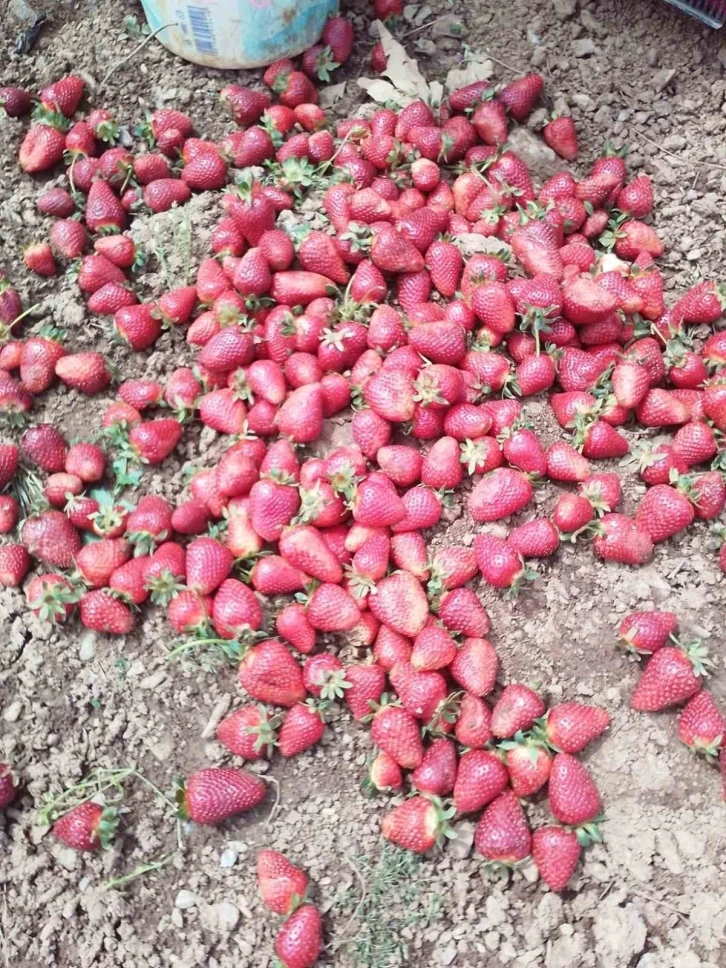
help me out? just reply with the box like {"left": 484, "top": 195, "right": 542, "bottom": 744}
{"left": 1, "top": 0, "right": 726, "bottom": 966}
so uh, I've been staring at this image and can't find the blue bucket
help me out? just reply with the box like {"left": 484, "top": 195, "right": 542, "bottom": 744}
{"left": 140, "top": 0, "right": 340, "bottom": 69}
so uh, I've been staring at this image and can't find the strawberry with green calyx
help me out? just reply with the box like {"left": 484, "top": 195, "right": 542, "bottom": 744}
{"left": 278, "top": 701, "right": 328, "bottom": 757}
{"left": 632, "top": 638, "right": 713, "bottom": 713}
{"left": 381, "top": 795, "right": 456, "bottom": 853}
{"left": 365, "top": 695, "right": 424, "bottom": 770}
{"left": 547, "top": 754, "right": 603, "bottom": 846}
{"left": 217, "top": 705, "right": 280, "bottom": 760}
{"left": 678, "top": 690, "right": 725, "bottom": 762}
{"left": 39, "top": 766, "right": 134, "bottom": 850}
{"left": 176, "top": 767, "right": 266, "bottom": 825}
{"left": 499, "top": 733, "right": 552, "bottom": 797}
{"left": 273, "top": 904, "right": 322, "bottom": 968}
{"left": 257, "top": 849, "right": 309, "bottom": 915}
{"left": 619, "top": 609, "right": 678, "bottom": 656}
{"left": 534, "top": 702, "right": 611, "bottom": 754}
{"left": 363, "top": 750, "right": 403, "bottom": 794}
{"left": 532, "top": 826, "right": 582, "bottom": 892}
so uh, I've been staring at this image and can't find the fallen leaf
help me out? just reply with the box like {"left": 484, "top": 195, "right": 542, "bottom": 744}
{"left": 320, "top": 82, "right": 346, "bottom": 109}
{"left": 445, "top": 58, "right": 494, "bottom": 92}
{"left": 357, "top": 77, "right": 401, "bottom": 105}
{"left": 453, "top": 234, "right": 512, "bottom": 259}
{"left": 379, "top": 21, "right": 431, "bottom": 100}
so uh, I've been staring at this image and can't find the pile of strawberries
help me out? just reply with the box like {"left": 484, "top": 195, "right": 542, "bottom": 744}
{"left": 0, "top": 1, "right": 725, "bottom": 962}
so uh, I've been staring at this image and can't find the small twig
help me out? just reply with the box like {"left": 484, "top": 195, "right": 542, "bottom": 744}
{"left": 329, "top": 854, "right": 368, "bottom": 950}
{"left": 476, "top": 48, "right": 526, "bottom": 76}
{"left": 101, "top": 23, "right": 178, "bottom": 87}
{"left": 639, "top": 132, "right": 726, "bottom": 172}
{"left": 632, "top": 891, "right": 689, "bottom": 923}
{"left": 105, "top": 852, "right": 176, "bottom": 889}
{"left": 264, "top": 775, "right": 281, "bottom": 826}
{"left": 401, "top": 14, "right": 450, "bottom": 37}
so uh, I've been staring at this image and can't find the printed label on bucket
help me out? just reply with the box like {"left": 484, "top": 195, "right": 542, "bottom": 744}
{"left": 141, "top": 0, "right": 339, "bottom": 69}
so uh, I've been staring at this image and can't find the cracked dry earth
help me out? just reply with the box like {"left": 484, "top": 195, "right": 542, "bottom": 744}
{"left": 2, "top": 0, "right": 726, "bottom": 966}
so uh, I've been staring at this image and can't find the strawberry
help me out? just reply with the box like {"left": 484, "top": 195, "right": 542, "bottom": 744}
{"left": 515, "top": 354, "right": 557, "bottom": 396}
{"left": 79, "top": 590, "right": 135, "bottom": 633}
{"left": 438, "top": 588, "right": 490, "bottom": 637}
{"left": 186, "top": 537, "right": 233, "bottom": 595}
{"left": 182, "top": 151, "right": 228, "bottom": 191}
{"left": 109, "top": 557, "right": 150, "bottom": 605}
{"left": 543, "top": 116, "right": 578, "bottom": 160}
{"left": 248, "top": 478, "right": 300, "bottom": 541}
{"left": 471, "top": 100, "right": 509, "bottom": 145}
{"left": 491, "top": 684, "right": 545, "bottom": 738}
{"left": 55, "top": 351, "right": 112, "bottom": 395}
{"left": 0, "top": 86, "right": 31, "bottom": 117}
{"left": 167, "top": 590, "right": 212, "bottom": 634}
{"left": 460, "top": 437, "right": 504, "bottom": 476}
{"left": 468, "top": 467, "right": 533, "bottom": 522}
{"left": 453, "top": 749, "right": 509, "bottom": 814}
{"left": 0, "top": 495, "right": 19, "bottom": 533}
{"left": 19, "top": 123, "right": 67, "bottom": 173}
{"left": 370, "top": 702, "right": 424, "bottom": 769}
{"left": 21, "top": 423, "right": 68, "bottom": 472}
{"left": 546, "top": 441, "right": 590, "bottom": 482}
{"left": 277, "top": 383, "right": 324, "bottom": 443}
{"left": 636, "top": 389, "right": 689, "bottom": 427}
{"left": 85, "top": 180, "right": 127, "bottom": 233}
{"left": 76, "top": 538, "right": 130, "bottom": 588}
{"left": 475, "top": 534, "right": 529, "bottom": 591}
{"left": 412, "top": 738, "right": 458, "bottom": 797}
{"left": 0, "top": 544, "right": 30, "bottom": 586}
{"left": 257, "top": 849, "right": 309, "bottom": 915}
{"left": 677, "top": 690, "right": 724, "bottom": 761}
{"left": 44, "top": 472, "right": 82, "bottom": 506}
{"left": 133, "top": 153, "right": 172, "bottom": 184}
{"left": 548, "top": 753, "right": 602, "bottom": 830}
{"left": 343, "top": 662, "right": 386, "bottom": 720}
{"left": 675, "top": 281, "right": 726, "bottom": 324}
{"left": 508, "top": 517, "right": 560, "bottom": 557}
{"left": 562, "top": 275, "right": 617, "bottom": 325}
{"left": 53, "top": 801, "right": 118, "bottom": 852}
{"left": 24, "top": 243, "right": 56, "bottom": 277}
{"left": 500, "top": 427, "right": 547, "bottom": 476}
{"left": 278, "top": 702, "right": 326, "bottom": 757}
{"left": 128, "top": 419, "right": 182, "bottom": 464}
{"left": 503, "top": 739, "right": 552, "bottom": 797}
{"left": 497, "top": 73, "right": 543, "bottom": 122}
{"left": 635, "top": 484, "right": 694, "bottom": 543}
{"left": 370, "top": 230, "right": 425, "bottom": 274}
{"left": 50, "top": 218, "right": 88, "bottom": 259}
{"left": 178, "top": 767, "right": 266, "bottom": 825}
{"left": 631, "top": 641, "right": 711, "bottom": 712}
{"left": 322, "top": 14, "right": 354, "bottom": 61}
{"left": 210, "top": 578, "right": 262, "bottom": 639}
{"left": 688, "top": 471, "right": 726, "bottom": 520}
{"left": 615, "top": 175, "right": 653, "bottom": 218}
{"left": 452, "top": 693, "right": 491, "bottom": 749}
{"left": 410, "top": 625, "right": 457, "bottom": 672}
{"left": 539, "top": 703, "right": 611, "bottom": 754}
{"left": 532, "top": 826, "right": 581, "bottom": 892}
{"left": 475, "top": 791, "right": 531, "bottom": 866}
{"left": 274, "top": 906, "right": 322, "bottom": 968}
{"left": 219, "top": 85, "right": 271, "bottom": 126}
{"left": 37, "top": 186, "right": 75, "bottom": 217}
{"left": 238, "top": 640, "right": 306, "bottom": 706}
{"left": 620, "top": 610, "right": 678, "bottom": 655}
{"left": 0, "top": 764, "right": 16, "bottom": 808}
{"left": 611, "top": 360, "right": 651, "bottom": 409}
{"left": 381, "top": 796, "right": 452, "bottom": 853}
{"left": 592, "top": 513, "right": 653, "bottom": 565}
{"left": 306, "top": 582, "right": 360, "bottom": 632}
{"left": 143, "top": 179, "right": 191, "bottom": 213}
{"left": 22, "top": 510, "right": 80, "bottom": 569}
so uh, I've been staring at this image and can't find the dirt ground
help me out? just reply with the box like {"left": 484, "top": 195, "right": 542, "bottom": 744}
{"left": 2, "top": 0, "right": 726, "bottom": 965}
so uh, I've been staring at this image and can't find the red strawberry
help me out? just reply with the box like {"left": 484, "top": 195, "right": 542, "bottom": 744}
{"left": 306, "top": 582, "right": 360, "bottom": 632}
{"left": 257, "top": 849, "right": 309, "bottom": 915}
{"left": 0, "top": 86, "right": 31, "bottom": 117}
{"left": 503, "top": 739, "right": 552, "bottom": 797}
{"left": 0, "top": 544, "right": 30, "bottom": 586}
{"left": 22, "top": 510, "right": 81, "bottom": 568}
{"left": 631, "top": 641, "right": 710, "bottom": 712}
{"left": 220, "top": 85, "right": 271, "bottom": 126}
{"left": 491, "top": 684, "right": 545, "bottom": 738}
{"left": 475, "top": 534, "right": 529, "bottom": 591}
{"left": 497, "top": 73, "right": 543, "bottom": 121}
{"left": 532, "top": 826, "right": 581, "bottom": 892}
{"left": 540, "top": 702, "right": 611, "bottom": 754}
{"left": 277, "top": 383, "right": 324, "bottom": 443}
{"left": 21, "top": 423, "right": 67, "bottom": 472}
{"left": 677, "top": 690, "right": 724, "bottom": 761}
{"left": 343, "top": 662, "right": 386, "bottom": 720}
{"left": 475, "top": 791, "right": 532, "bottom": 865}
{"left": 129, "top": 419, "right": 182, "bottom": 464}
{"left": 143, "top": 179, "right": 191, "bottom": 213}
{"left": 619, "top": 610, "right": 678, "bottom": 655}
{"left": 322, "top": 14, "right": 354, "bottom": 62}
{"left": 468, "top": 467, "right": 533, "bottom": 522}
{"left": 439, "top": 588, "right": 490, "bottom": 637}
{"left": 24, "top": 243, "right": 56, "bottom": 277}
{"left": 53, "top": 801, "right": 118, "bottom": 852}
{"left": 278, "top": 702, "right": 326, "bottom": 757}
{"left": 548, "top": 753, "right": 602, "bottom": 829}
{"left": 178, "top": 767, "right": 266, "bottom": 825}
{"left": 412, "top": 738, "right": 458, "bottom": 797}
{"left": 381, "top": 796, "right": 452, "bottom": 853}
{"left": 592, "top": 513, "right": 653, "bottom": 565}
{"left": 76, "top": 537, "right": 130, "bottom": 588}
{"left": 616, "top": 175, "right": 653, "bottom": 218}
{"left": 0, "top": 495, "right": 19, "bottom": 533}
{"left": 238, "top": 640, "right": 306, "bottom": 706}
{"left": 370, "top": 702, "right": 424, "bottom": 770}
{"left": 79, "top": 590, "right": 135, "bottom": 633}
{"left": 453, "top": 749, "right": 509, "bottom": 814}
{"left": 19, "top": 123, "right": 67, "bottom": 173}
{"left": 55, "top": 352, "right": 112, "bottom": 395}
{"left": 182, "top": 151, "right": 228, "bottom": 191}
{"left": 185, "top": 536, "right": 233, "bottom": 595}
{"left": 543, "top": 116, "right": 578, "bottom": 160}
{"left": 635, "top": 484, "right": 694, "bottom": 543}
{"left": 50, "top": 218, "right": 88, "bottom": 259}
{"left": 0, "top": 764, "right": 16, "bottom": 808}
{"left": 132, "top": 152, "right": 172, "bottom": 184}
{"left": 274, "top": 906, "right": 322, "bottom": 968}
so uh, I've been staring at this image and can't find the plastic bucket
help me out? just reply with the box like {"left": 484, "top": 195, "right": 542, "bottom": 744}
{"left": 140, "top": 0, "right": 340, "bottom": 70}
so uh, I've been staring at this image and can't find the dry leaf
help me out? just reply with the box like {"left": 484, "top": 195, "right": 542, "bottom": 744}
{"left": 453, "top": 234, "right": 512, "bottom": 259}
{"left": 357, "top": 77, "right": 400, "bottom": 105}
{"left": 379, "top": 21, "right": 431, "bottom": 100}
{"left": 445, "top": 58, "right": 494, "bottom": 92}
{"left": 320, "top": 82, "right": 346, "bottom": 109}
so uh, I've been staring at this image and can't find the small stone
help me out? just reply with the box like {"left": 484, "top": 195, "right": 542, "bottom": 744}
{"left": 571, "top": 92, "right": 595, "bottom": 112}
{"left": 175, "top": 890, "right": 197, "bottom": 909}
{"left": 216, "top": 900, "right": 240, "bottom": 932}
{"left": 448, "top": 821, "right": 476, "bottom": 859}
{"left": 553, "top": 0, "right": 577, "bottom": 20}
{"left": 220, "top": 848, "right": 239, "bottom": 868}
{"left": 572, "top": 38, "right": 595, "bottom": 58}
{"left": 3, "top": 701, "right": 23, "bottom": 722}
{"left": 652, "top": 69, "right": 675, "bottom": 93}
{"left": 78, "top": 633, "right": 96, "bottom": 661}
{"left": 440, "top": 945, "right": 457, "bottom": 966}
